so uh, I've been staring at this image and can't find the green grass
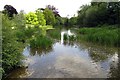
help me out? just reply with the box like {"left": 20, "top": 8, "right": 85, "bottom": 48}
{"left": 78, "top": 27, "right": 119, "bottom": 47}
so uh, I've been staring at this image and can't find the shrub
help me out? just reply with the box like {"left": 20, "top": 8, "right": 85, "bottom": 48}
{"left": 2, "top": 13, "right": 24, "bottom": 76}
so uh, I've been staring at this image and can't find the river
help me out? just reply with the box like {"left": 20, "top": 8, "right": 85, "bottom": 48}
{"left": 6, "top": 29, "right": 119, "bottom": 78}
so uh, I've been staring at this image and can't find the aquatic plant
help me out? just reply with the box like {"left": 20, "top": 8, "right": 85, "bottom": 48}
{"left": 64, "top": 34, "right": 68, "bottom": 41}
{"left": 30, "top": 35, "right": 53, "bottom": 49}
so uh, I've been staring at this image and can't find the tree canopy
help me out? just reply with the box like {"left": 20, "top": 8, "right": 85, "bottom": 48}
{"left": 76, "top": 2, "right": 120, "bottom": 27}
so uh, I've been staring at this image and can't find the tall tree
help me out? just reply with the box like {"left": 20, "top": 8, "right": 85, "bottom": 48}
{"left": 77, "top": 1, "right": 120, "bottom": 27}
{"left": 43, "top": 8, "right": 56, "bottom": 25}
{"left": 3, "top": 5, "right": 18, "bottom": 17}
{"left": 107, "top": 2, "right": 120, "bottom": 24}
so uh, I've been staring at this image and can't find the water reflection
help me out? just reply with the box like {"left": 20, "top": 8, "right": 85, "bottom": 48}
{"left": 77, "top": 42, "right": 118, "bottom": 62}
{"left": 63, "top": 41, "right": 75, "bottom": 47}
{"left": 30, "top": 46, "right": 53, "bottom": 56}
{"left": 61, "top": 30, "right": 76, "bottom": 44}
{"left": 75, "top": 42, "right": 119, "bottom": 77}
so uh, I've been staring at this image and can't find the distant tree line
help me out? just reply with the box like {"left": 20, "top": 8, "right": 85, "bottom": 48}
{"left": 2, "top": 4, "right": 64, "bottom": 27}
{"left": 66, "top": 1, "right": 120, "bottom": 27}
{"left": 2, "top": 1, "right": 120, "bottom": 28}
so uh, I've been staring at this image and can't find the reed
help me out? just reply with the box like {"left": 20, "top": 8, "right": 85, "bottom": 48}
{"left": 78, "top": 27, "right": 119, "bottom": 47}
{"left": 30, "top": 35, "right": 53, "bottom": 48}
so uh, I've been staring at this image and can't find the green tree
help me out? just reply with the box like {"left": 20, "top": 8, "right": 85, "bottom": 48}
{"left": 77, "top": 2, "right": 120, "bottom": 27}
{"left": 43, "top": 8, "right": 56, "bottom": 25}
{"left": 77, "top": 5, "right": 89, "bottom": 27}
{"left": 55, "top": 16, "right": 64, "bottom": 26}
{"left": 69, "top": 17, "right": 77, "bottom": 26}
{"left": 107, "top": 2, "right": 120, "bottom": 24}
{"left": 25, "top": 11, "right": 46, "bottom": 26}
{"left": 25, "top": 12, "right": 39, "bottom": 25}
{"left": 35, "top": 10, "right": 46, "bottom": 26}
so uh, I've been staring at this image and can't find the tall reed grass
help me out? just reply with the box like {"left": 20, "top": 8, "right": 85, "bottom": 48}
{"left": 78, "top": 27, "right": 119, "bottom": 47}
{"left": 30, "top": 35, "right": 53, "bottom": 48}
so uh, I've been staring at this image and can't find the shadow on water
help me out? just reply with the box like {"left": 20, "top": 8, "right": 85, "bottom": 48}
{"left": 6, "top": 29, "right": 120, "bottom": 78}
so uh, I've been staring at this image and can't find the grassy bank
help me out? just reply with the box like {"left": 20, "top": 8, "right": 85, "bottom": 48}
{"left": 78, "top": 27, "right": 119, "bottom": 47}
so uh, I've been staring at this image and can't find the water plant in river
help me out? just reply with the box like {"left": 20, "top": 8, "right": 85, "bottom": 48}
{"left": 30, "top": 35, "right": 53, "bottom": 49}
{"left": 61, "top": 30, "right": 76, "bottom": 42}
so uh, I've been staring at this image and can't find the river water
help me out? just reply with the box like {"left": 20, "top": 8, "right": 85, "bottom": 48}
{"left": 6, "top": 30, "right": 119, "bottom": 78}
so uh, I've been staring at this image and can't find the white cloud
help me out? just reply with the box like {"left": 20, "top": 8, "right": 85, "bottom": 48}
{"left": 0, "top": 0, "right": 91, "bottom": 17}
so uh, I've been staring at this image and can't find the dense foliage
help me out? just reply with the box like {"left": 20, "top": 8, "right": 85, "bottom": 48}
{"left": 1, "top": 5, "right": 55, "bottom": 78}
{"left": 25, "top": 11, "right": 46, "bottom": 26}
{"left": 43, "top": 8, "right": 56, "bottom": 25}
{"left": 35, "top": 10, "right": 46, "bottom": 26}
{"left": 77, "top": 2, "right": 120, "bottom": 27}
{"left": 2, "top": 13, "right": 24, "bottom": 77}
{"left": 38, "top": 5, "right": 63, "bottom": 26}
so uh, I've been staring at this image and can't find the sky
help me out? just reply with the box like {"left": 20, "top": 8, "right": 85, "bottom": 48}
{"left": 0, "top": 0, "right": 92, "bottom": 17}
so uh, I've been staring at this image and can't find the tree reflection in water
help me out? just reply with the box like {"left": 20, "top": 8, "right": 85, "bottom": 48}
{"left": 63, "top": 41, "right": 75, "bottom": 47}
{"left": 77, "top": 41, "right": 120, "bottom": 78}
{"left": 79, "top": 42, "right": 117, "bottom": 62}
{"left": 30, "top": 46, "right": 53, "bottom": 56}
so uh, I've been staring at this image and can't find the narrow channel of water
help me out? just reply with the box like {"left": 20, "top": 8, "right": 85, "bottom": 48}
{"left": 6, "top": 30, "right": 119, "bottom": 78}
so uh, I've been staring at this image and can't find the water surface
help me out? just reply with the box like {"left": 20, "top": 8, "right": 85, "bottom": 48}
{"left": 7, "top": 30, "right": 119, "bottom": 78}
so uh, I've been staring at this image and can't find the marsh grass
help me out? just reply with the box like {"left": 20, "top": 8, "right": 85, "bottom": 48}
{"left": 78, "top": 27, "right": 119, "bottom": 47}
{"left": 30, "top": 35, "right": 53, "bottom": 48}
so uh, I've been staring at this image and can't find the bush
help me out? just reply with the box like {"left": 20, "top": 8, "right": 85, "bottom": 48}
{"left": 2, "top": 13, "right": 24, "bottom": 76}
{"left": 25, "top": 11, "right": 46, "bottom": 26}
